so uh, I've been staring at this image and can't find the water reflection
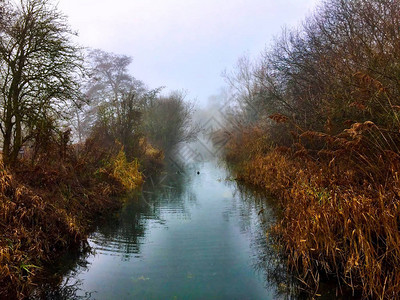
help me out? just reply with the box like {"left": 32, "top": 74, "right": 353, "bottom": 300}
{"left": 31, "top": 248, "right": 93, "bottom": 300}
{"left": 222, "top": 171, "right": 304, "bottom": 299}
{"left": 89, "top": 165, "right": 196, "bottom": 261}
{"left": 34, "top": 160, "right": 305, "bottom": 299}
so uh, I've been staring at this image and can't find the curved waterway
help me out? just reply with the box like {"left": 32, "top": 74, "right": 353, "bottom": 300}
{"left": 36, "top": 160, "right": 302, "bottom": 300}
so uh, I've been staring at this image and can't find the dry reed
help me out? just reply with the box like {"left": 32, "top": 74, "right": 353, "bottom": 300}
{"left": 225, "top": 122, "right": 400, "bottom": 299}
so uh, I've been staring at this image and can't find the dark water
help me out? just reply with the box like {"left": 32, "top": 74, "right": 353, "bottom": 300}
{"left": 35, "top": 160, "right": 303, "bottom": 300}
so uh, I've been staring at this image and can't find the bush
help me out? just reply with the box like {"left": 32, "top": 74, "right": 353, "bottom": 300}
{"left": 110, "top": 148, "right": 143, "bottom": 191}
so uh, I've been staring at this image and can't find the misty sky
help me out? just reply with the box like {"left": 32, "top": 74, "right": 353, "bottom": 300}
{"left": 57, "top": 0, "right": 319, "bottom": 105}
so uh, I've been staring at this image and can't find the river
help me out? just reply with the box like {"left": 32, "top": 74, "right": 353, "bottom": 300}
{"left": 33, "top": 160, "right": 303, "bottom": 299}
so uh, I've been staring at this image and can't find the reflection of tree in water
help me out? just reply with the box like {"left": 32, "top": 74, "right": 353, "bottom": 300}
{"left": 31, "top": 278, "right": 93, "bottom": 300}
{"left": 89, "top": 161, "right": 196, "bottom": 260}
{"left": 32, "top": 161, "right": 197, "bottom": 299}
{"left": 31, "top": 247, "right": 94, "bottom": 300}
{"left": 224, "top": 179, "right": 306, "bottom": 299}
{"left": 78, "top": 157, "right": 198, "bottom": 261}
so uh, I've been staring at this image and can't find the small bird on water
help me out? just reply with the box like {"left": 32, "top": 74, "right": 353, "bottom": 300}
{"left": 197, "top": 171, "right": 200, "bottom": 174}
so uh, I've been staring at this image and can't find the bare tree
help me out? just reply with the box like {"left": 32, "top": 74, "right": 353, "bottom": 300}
{"left": 0, "top": 0, "right": 84, "bottom": 166}
{"left": 84, "top": 49, "right": 161, "bottom": 158}
{"left": 227, "top": 0, "right": 400, "bottom": 141}
{"left": 144, "top": 91, "right": 199, "bottom": 153}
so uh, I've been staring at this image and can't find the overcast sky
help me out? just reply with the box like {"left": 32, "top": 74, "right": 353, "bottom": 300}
{"left": 57, "top": 0, "right": 319, "bottom": 105}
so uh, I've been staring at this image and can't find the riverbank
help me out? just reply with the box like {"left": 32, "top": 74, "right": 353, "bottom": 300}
{"left": 29, "top": 161, "right": 285, "bottom": 299}
{"left": 223, "top": 125, "right": 400, "bottom": 299}
{"left": 0, "top": 138, "right": 162, "bottom": 299}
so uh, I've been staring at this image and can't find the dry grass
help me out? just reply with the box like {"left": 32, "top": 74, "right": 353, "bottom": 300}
{"left": 0, "top": 159, "right": 92, "bottom": 299}
{"left": 225, "top": 124, "right": 400, "bottom": 299}
{"left": 108, "top": 148, "right": 143, "bottom": 190}
{"left": 0, "top": 135, "right": 162, "bottom": 298}
{"left": 138, "top": 137, "right": 165, "bottom": 174}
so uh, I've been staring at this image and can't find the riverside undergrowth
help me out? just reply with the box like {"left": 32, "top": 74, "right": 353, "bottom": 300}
{"left": 0, "top": 135, "right": 162, "bottom": 299}
{"left": 223, "top": 123, "right": 400, "bottom": 299}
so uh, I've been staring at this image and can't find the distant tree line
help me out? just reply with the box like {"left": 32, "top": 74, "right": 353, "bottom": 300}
{"left": 0, "top": 0, "right": 197, "bottom": 168}
{"left": 80, "top": 49, "right": 198, "bottom": 158}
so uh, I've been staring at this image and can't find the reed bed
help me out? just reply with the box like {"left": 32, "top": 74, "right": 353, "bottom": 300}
{"left": 225, "top": 123, "right": 400, "bottom": 299}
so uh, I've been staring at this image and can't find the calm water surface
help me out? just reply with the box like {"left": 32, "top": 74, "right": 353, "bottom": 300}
{"left": 38, "top": 160, "right": 300, "bottom": 299}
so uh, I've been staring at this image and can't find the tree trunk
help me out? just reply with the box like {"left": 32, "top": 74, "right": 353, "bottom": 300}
{"left": 2, "top": 98, "right": 13, "bottom": 166}
{"left": 9, "top": 112, "right": 22, "bottom": 166}
{"left": 2, "top": 125, "right": 11, "bottom": 166}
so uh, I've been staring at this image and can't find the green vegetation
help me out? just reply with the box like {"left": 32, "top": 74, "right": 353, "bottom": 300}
{"left": 221, "top": 0, "right": 400, "bottom": 298}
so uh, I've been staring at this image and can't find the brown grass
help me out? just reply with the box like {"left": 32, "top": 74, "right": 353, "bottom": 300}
{"left": 0, "top": 135, "right": 163, "bottom": 298}
{"left": 225, "top": 124, "right": 400, "bottom": 299}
